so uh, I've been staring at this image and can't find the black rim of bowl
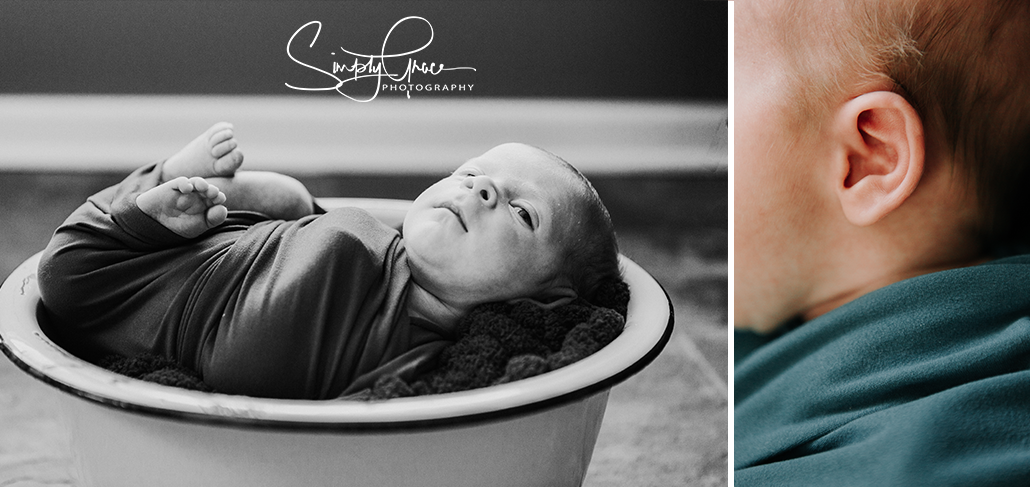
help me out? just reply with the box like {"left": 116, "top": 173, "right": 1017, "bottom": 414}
{"left": 1, "top": 286, "right": 674, "bottom": 433}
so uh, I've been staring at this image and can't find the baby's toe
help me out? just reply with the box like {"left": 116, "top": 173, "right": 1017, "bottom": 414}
{"left": 210, "top": 130, "right": 236, "bottom": 157}
{"left": 205, "top": 122, "right": 234, "bottom": 138}
{"left": 198, "top": 181, "right": 221, "bottom": 201}
{"left": 214, "top": 149, "right": 244, "bottom": 175}
{"left": 171, "top": 177, "right": 194, "bottom": 193}
{"left": 188, "top": 177, "right": 210, "bottom": 193}
{"left": 206, "top": 205, "right": 228, "bottom": 227}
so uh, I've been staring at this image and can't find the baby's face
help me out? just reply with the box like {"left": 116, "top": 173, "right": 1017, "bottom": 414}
{"left": 403, "top": 143, "right": 579, "bottom": 307}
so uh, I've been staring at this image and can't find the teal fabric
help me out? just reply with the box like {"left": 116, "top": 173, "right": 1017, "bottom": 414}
{"left": 735, "top": 255, "right": 1030, "bottom": 486}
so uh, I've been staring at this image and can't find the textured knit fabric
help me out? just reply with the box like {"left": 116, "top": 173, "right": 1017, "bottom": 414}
{"left": 735, "top": 254, "right": 1030, "bottom": 486}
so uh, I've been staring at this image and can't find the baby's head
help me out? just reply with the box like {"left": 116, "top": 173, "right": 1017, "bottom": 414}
{"left": 737, "top": 0, "right": 1030, "bottom": 330}
{"left": 403, "top": 143, "right": 620, "bottom": 313}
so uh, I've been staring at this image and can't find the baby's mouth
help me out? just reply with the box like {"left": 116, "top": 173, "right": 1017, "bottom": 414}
{"left": 440, "top": 202, "right": 467, "bottom": 232}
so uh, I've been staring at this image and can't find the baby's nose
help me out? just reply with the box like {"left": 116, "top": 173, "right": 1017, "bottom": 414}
{"left": 466, "top": 176, "right": 498, "bottom": 207}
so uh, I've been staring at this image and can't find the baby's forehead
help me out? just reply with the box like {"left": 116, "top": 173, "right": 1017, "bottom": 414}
{"left": 463, "top": 144, "right": 574, "bottom": 184}
{"left": 463, "top": 144, "right": 588, "bottom": 219}
{"left": 472, "top": 142, "right": 555, "bottom": 166}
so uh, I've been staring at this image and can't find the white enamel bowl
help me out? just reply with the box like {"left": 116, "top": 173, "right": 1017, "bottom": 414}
{"left": 0, "top": 198, "right": 673, "bottom": 487}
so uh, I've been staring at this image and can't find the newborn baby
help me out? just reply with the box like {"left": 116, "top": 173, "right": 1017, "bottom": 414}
{"left": 37, "top": 123, "right": 621, "bottom": 399}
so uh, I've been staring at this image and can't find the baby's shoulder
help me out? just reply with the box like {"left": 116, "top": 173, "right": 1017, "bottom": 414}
{"left": 303, "top": 207, "right": 402, "bottom": 258}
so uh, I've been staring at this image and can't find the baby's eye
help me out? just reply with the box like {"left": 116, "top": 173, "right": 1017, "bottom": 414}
{"left": 516, "top": 207, "right": 533, "bottom": 227}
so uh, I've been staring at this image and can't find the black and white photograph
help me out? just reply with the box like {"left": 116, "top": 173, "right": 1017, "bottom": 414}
{"left": 0, "top": 1, "right": 728, "bottom": 486}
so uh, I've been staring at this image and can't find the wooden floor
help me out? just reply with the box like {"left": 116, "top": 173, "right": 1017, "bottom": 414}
{"left": 0, "top": 172, "right": 728, "bottom": 486}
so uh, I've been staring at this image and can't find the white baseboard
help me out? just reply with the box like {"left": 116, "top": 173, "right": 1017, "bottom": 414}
{"left": 0, "top": 95, "right": 726, "bottom": 175}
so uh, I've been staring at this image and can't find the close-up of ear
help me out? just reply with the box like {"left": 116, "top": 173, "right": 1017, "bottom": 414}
{"left": 832, "top": 91, "right": 924, "bottom": 226}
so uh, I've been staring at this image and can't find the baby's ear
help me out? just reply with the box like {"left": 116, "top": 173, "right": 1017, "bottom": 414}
{"left": 507, "top": 286, "right": 578, "bottom": 311}
{"left": 831, "top": 91, "right": 925, "bottom": 226}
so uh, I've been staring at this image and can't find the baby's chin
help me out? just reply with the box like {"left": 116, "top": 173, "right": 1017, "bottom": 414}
{"left": 400, "top": 210, "right": 429, "bottom": 245}
{"left": 401, "top": 198, "right": 442, "bottom": 235}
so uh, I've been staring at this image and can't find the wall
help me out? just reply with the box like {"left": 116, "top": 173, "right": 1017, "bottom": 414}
{"left": 0, "top": 1, "right": 725, "bottom": 99}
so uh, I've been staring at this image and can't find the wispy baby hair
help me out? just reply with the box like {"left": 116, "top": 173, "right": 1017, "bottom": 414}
{"left": 536, "top": 147, "right": 622, "bottom": 304}
{"left": 781, "top": 0, "right": 1030, "bottom": 244}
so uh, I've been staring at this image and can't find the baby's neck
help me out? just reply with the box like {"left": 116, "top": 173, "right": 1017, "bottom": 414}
{"left": 406, "top": 281, "right": 465, "bottom": 333}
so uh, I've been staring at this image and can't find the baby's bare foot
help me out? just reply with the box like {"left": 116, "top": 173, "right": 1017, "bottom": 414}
{"left": 137, "top": 177, "right": 228, "bottom": 238}
{"left": 162, "top": 122, "right": 244, "bottom": 181}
